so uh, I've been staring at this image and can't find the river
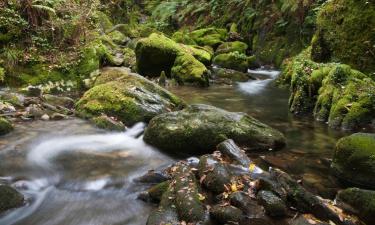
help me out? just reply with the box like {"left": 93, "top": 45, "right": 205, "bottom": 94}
{"left": 0, "top": 69, "right": 349, "bottom": 225}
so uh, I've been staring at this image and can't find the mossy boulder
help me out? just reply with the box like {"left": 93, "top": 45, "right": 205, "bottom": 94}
{"left": 143, "top": 104, "right": 286, "bottom": 155}
{"left": 215, "top": 41, "right": 248, "bottom": 55}
{"left": 336, "top": 188, "right": 375, "bottom": 223}
{"left": 331, "top": 133, "right": 375, "bottom": 188}
{"left": 0, "top": 185, "right": 24, "bottom": 213}
{"left": 91, "top": 115, "right": 125, "bottom": 131}
{"left": 0, "top": 117, "right": 13, "bottom": 136}
{"left": 213, "top": 52, "right": 251, "bottom": 72}
{"left": 135, "top": 33, "right": 209, "bottom": 86}
{"left": 312, "top": 0, "right": 375, "bottom": 74}
{"left": 190, "top": 28, "right": 228, "bottom": 48}
{"left": 76, "top": 67, "right": 184, "bottom": 126}
{"left": 171, "top": 54, "right": 209, "bottom": 86}
{"left": 212, "top": 67, "right": 254, "bottom": 83}
{"left": 181, "top": 45, "right": 212, "bottom": 66}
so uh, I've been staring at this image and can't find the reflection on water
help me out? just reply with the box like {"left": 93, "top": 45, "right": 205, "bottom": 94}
{"left": 169, "top": 69, "right": 348, "bottom": 198}
{"left": 0, "top": 119, "right": 172, "bottom": 225}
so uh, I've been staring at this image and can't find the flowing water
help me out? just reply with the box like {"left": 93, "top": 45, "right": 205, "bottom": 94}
{"left": 0, "top": 69, "right": 354, "bottom": 224}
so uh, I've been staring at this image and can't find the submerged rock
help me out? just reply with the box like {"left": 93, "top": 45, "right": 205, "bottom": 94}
{"left": 91, "top": 115, "right": 125, "bottom": 131}
{"left": 0, "top": 117, "right": 13, "bottom": 135}
{"left": 0, "top": 185, "right": 24, "bottom": 213}
{"left": 336, "top": 188, "right": 375, "bottom": 224}
{"left": 143, "top": 104, "right": 286, "bottom": 155}
{"left": 212, "top": 67, "right": 254, "bottom": 84}
{"left": 331, "top": 133, "right": 375, "bottom": 188}
{"left": 76, "top": 67, "right": 184, "bottom": 126}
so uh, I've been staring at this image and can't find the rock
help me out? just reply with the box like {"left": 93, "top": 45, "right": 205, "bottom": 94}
{"left": 172, "top": 31, "right": 197, "bottom": 45}
{"left": 50, "top": 112, "right": 67, "bottom": 120}
{"left": 331, "top": 133, "right": 375, "bottom": 188}
{"left": 181, "top": 45, "right": 213, "bottom": 66}
{"left": 190, "top": 27, "right": 228, "bottom": 48}
{"left": 336, "top": 188, "right": 375, "bottom": 224}
{"left": 41, "top": 114, "right": 50, "bottom": 121}
{"left": 215, "top": 41, "right": 248, "bottom": 55}
{"left": 144, "top": 181, "right": 170, "bottom": 203}
{"left": 122, "top": 48, "right": 136, "bottom": 68}
{"left": 170, "top": 54, "right": 209, "bottom": 86}
{"left": 143, "top": 104, "right": 286, "bottom": 155}
{"left": 91, "top": 115, "right": 125, "bottom": 131}
{"left": 135, "top": 170, "right": 170, "bottom": 184}
{"left": 0, "top": 185, "right": 24, "bottom": 213}
{"left": 0, "top": 117, "right": 13, "bottom": 135}
{"left": 198, "top": 155, "right": 232, "bottom": 193}
{"left": 290, "top": 214, "right": 330, "bottom": 225}
{"left": 26, "top": 104, "right": 45, "bottom": 118}
{"left": 135, "top": 33, "right": 209, "bottom": 86}
{"left": 212, "top": 67, "right": 254, "bottom": 83}
{"left": 43, "top": 94, "right": 75, "bottom": 108}
{"left": 76, "top": 67, "right": 184, "bottom": 126}
{"left": 257, "top": 190, "right": 287, "bottom": 217}
{"left": 0, "top": 92, "right": 24, "bottom": 107}
{"left": 217, "top": 139, "right": 251, "bottom": 167}
{"left": 210, "top": 205, "right": 243, "bottom": 224}
{"left": 26, "top": 86, "right": 43, "bottom": 97}
{"left": 213, "top": 52, "right": 252, "bottom": 72}
{"left": 0, "top": 101, "right": 16, "bottom": 113}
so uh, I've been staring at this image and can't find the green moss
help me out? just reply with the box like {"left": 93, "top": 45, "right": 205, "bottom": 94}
{"left": 337, "top": 188, "right": 375, "bottom": 223}
{"left": 215, "top": 41, "right": 248, "bottom": 55}
{"left": 213, "top": 52, "right": 250, "bottom": 72}
{"left": 96, "top": 11, "right": 114, "bottom": 32}
{"left": 0, "top": 67, "right": 5, "bottom": 83}
{"left": 312, "top": 0, "right": 375, "bottom": 73}
{"left": 0, "top": 118, "right": 13, "bottom": 136}
{"left": 172, "top": 31, "right": 197, "bottom": 45}
{"left": 76, "top": 67, "right": 184, "bottom": 126}
{"left": 331, "top": 133, "right": 375, "bottom": 187}
{"left": 91, "top": 115, "right": 125, "bottom": 131}
{"left": 107, "top": 30, "right": 126, "bottom": 45}
{"left": 171, "top": 54, "right": 209, "bottom": 87}
{"left": 180, "top": 45, "right": 212, "bottom": 66}
{"left": 190, "top": 27, "right": 228, "bottom": 48}
{"left": 147, "top": 181, "right": 170, "bottom": 202}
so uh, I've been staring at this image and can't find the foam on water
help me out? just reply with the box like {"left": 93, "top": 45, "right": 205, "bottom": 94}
{"left": 27, "top": 122, "right": 151, "bottom": 169}
{"left": 238, "top": 69, "right": 280, "bottom": 95}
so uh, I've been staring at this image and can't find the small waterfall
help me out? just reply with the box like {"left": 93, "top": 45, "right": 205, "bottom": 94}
{"left": 238, "top": 69, "right": 280, "bottom": 95}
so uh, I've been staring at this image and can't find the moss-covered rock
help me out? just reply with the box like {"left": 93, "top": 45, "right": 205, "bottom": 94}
{"left": 336, "top": 188, "right": 375, "bottom": 224}
{"left": 210, "top": 205, "right": 243, "bottom": 224}
{"left": 76, "top": 67, "right": 184, "bottom": 126}
{"left": 0, "top": 185, "right": 24, "bottom": 213}
{"left": 143, "top": 104, "right": 286, "bottom": 155}
{"left": 0, "top": 117, "right": 13, "bottom": 136}
{"left": 135, "top": 33, "right": 210, "bottom": 86}
{"left": 331, "top": 133, "right": 375, "bottom": 188}
{"left": 312, "top": 0, "right": 375, "bottom": 74}
{"left": 212, "top": 67, "right": 254, "bottom": 83}
{"left": 215, "top": 41, "right": 248, "bottom": 55}
{"left": 122, "top": 48, "right": 136, "bottom": 68}
{"left": 257, "top": 190, "right": 287, "bottom": 217}
{"left": 171, "top": 54, "right": 209, "bottom": 86}
{"left": 280, "top": 49, "right": 375, "bottom": 130}
{"left": 213, "top": 52, "right": 251, "bottom": 72}
{"left": 190, "top": 28, "right": 228, "bottom": 48}
{"left": 181, "top": 45, "right": 212, "bottom": 66}
{"left": 91, "top": 115, "right": 125, "bottom": 131}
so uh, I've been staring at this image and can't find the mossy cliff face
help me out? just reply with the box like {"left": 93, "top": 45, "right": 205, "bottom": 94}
{"left": 143, "top": 104, "right": 286, "bottom": 155}
{"left": 76, "top": 67, "right": 184, "bottom": 126}
{"left": 331, "top": 133, "right": 375, "bottom": 188}
{"left": 312, "top": 0, "right": 375, "bottom": 74}
{"left": 280, "top": 49, "right": 375, "bottom": 130}
{"left": 135, "top": 33, "right": 209, "bottom": 86}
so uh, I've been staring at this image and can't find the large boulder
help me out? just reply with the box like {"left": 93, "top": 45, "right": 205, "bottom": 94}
{"left": 143, "top": 104, "right": 286, "bottom": 155}
{"left": 0, "top": 117, "right": 13, "bottom": 135}
{"left": 336, "top": 188, "right": 375, "bottom": 224}
{"left": 135, "top": 33, "right": 209, "bottom": 86}
{"left": 0, "top": 185, "right": 24, "bottom": 213}
{"left": 76, "top": 67, "right": 184, "bottom": 126}
{"left": 331, "top": 133, "right": 375, "bottom": 187}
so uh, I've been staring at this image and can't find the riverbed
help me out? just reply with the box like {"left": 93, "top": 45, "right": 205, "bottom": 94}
{"left": 0, "top": 69, "right": 349, "bottom": 225}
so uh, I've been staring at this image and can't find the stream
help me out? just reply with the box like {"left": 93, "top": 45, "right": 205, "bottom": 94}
{"left": 0, "top": 69, "right": 349, "bottom": 225}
